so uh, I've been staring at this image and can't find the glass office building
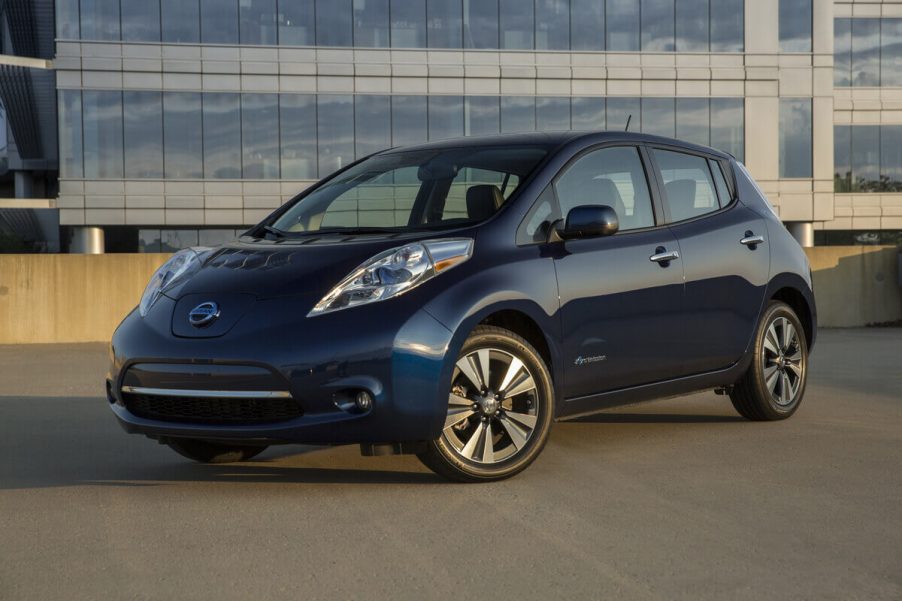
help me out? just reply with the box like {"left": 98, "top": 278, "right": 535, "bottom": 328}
{"left": 1, "top": 0, "right": 898, "bottom": 249}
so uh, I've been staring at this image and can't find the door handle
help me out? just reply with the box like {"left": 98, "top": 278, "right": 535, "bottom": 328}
{"left": 740, "top": 232, "right": 765, "bottom": 248}
{"left": 649, "top": 248, "right": 680, "bottom": 264}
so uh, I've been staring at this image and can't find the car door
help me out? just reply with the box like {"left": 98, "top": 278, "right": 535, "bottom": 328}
{"left": 649, "top": 147, "right": 770, "bottom": 375}
{"left": 551, "top": 145, "right": 686, "bottom": 399}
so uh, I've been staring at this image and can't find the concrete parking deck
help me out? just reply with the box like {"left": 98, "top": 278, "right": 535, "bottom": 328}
{"left": 1, "top": 329, "right": 900, "bottom": 600}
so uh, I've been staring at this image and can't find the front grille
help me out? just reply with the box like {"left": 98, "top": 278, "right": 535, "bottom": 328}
{"left": 123, "top": 393, "right": 302, "bottom": 424}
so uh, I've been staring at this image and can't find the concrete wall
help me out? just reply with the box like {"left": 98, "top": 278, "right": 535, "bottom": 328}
{"left": 0, "top": 254, "right": 170, "bottom": 344}
{"left": 805, "top": 245, "right": 902, "bottom": 327}
{"left": 0, "top": 247, "right": 899, "bottom": 344}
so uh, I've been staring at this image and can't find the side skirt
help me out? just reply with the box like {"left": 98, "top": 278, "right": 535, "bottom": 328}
{"left": 555, "top": 354, "right": 752, "bottom": 421}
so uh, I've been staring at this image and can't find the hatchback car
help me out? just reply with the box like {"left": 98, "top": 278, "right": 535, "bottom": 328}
{"left": 108, "top": 132, "right": 815, "bottom": 482}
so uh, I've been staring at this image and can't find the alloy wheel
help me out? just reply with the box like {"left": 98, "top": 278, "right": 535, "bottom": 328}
{"left": 442, "top": 347, "right": 539, "bottom": 465}
{"left": 761, "top": 316, "right": 805, "bottom": 407}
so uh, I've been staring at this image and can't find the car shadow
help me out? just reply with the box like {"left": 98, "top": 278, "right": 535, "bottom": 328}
{"left": 570, "top": 412, "right": 745, "bottom": 424}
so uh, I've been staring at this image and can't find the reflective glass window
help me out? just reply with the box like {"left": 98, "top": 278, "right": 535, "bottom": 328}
{"left": 162, "top": 230, "right": 200, "bottom": 252}
{"left": 779, "top": 98, "right": 812, "bottom": 178}
{"left": 164, "top": 92, "right": 203, "bottom": 179}
{"left": 139, "top": 230, "right": 162, "bottom": 252}
{"left": 676, "top": 98, "right": 709, "bottom": 147}
{"left": 852, "top": 19, "right": 881, "bottom": 86}
{"left": 240, "top": 0, "right": 278, "bottom": 45}
{"left": 316, "top": 0, "right": 353, "bottom": 46}
{"left": 501, "top": 97, "right": 536, "bottom": 133}
{"left": 881, "top": 20, "right": 902, "bottom": 86}
{"left": 536, "top": 0, "right": 570, "bottom": 50}
{"left": 428, "top": 96, "right": 464, "bottom": 140}
{"left": 242, "top": 94, "right": 280, "bottom": 179}
{"left": 570, "top": 0, "right": 604, "bottom": 50}
{"left": 710, "top": 98, "right": 744, "bottom": 161}
{"left": 654, "top": 149, "right": 719, "bottom": 221}
{"left": 536, "top": 97, "right": 570, "bottom": 131}
{"left": 500, "top": 0, "right": 535, "bottom": 49}
{"left": 880, "top": 126, "right": 902, "bottom": 192}
{"left": 203, "top": 93, "right": 242, "bottom": 179}
{"left": 606, "top": 0, "right": 640, "bottom": 51}
{"left": 392, "top": 96, "right": 428, "bottom": 146}
{"left": 465, "top": 97, "right": 500, "bottom": 135}
{"left": 280, "top": 95, "right": 318, "bottom": 179}
{"left": 833, "top": 125, "right": 851, "bottom": 192}
{"left": 80, "top": 0, "right": 120, "bottom": 41}
{"left": 851, "top": 125, "right": 879, "bottom": 191}
{"left": 162, "top": 0, "right": 200, "bottom": 43}
{"left": 709, "top": 159, "right": 731, "bottom": 206}
{"left": 121, "top": 0, "right": 161, "bottom": 41}
{"left": 463, "top": 0, "right": 499, "bottom": 48}
{"left": 571, "top": 97, "right": 606, "bottom": 130}
{"left": 317, "top": 95, "right": 355, "bottom": 175}
{"left": 82, "top": 90, "right": 123, "bottom": 178}
{"left": 58, "top": 90, "right": 83, "bottom": 178}
{"left": 391, "top": 0, "right": 426, "bottom": 47}
{"left": 555, "top": 146, "right": 655, "bottom": 231}
{"left": 641, "top": 98, "right": 675, "bottom": 138}
{"left": 355, "top": 95, "right": 391, "bottom": 158}
{"left": 279, "top": 0, "right": 315, "bottom": 45}
{"left": 428, "top": 0, "right": 462, "bottom": 48}
{"left": 199, "top": 230, "right": 239, "bottom": 246}
{"left": 641, "top": 0, "right": 675, "bottom": 52}
{"left": 57, "top": 0, "right": 79, "bottom": 39}
{"left": 710, "top": 0, "right": 743, "bottom": 52}
{"left": 124, "top": 91, "right": 164, "bottom": 178}
{"left": 834, "top": 18, "right": 852, "bottom": 87}
{"left": 201, "top": 0, "right": 239, "bottom": 44}
{"left": 779, "top": 0, "right": 811, "bottom": 52}
{"left": 607, "top": 97, "right": 641, "bottom": 132}
{"left": 354, "top": 0, "right": 390, "bottom": 47}
{"left": 675, "top": 0, "right": 708, "bottom": 52}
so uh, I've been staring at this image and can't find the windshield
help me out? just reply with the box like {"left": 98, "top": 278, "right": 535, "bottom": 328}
{"left": 268, "top": 145, "right": 549, "bottom": 234}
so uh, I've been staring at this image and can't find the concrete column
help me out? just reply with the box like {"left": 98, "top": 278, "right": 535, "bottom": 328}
{"left": 14, "top": 171, "right": 34, "bottom": 199}
{"left": 70, "top": 227, "right": 105, "bottom": 254}
{"left": 787, "top": 222, "right": 815, "bottom": 248}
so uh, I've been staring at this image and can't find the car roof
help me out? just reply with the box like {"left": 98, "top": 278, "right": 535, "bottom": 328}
{"left": 379, "top": 130, "right": 733, "bottom": 161}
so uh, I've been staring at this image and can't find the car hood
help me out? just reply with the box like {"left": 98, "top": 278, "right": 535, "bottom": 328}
{"left": 167, "top": 235, "right": 435, "bottom": 301}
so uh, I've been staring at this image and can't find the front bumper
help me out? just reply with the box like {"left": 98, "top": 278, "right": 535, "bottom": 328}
{"left": 107, "top": 293, "right": 455, "bottom": 445}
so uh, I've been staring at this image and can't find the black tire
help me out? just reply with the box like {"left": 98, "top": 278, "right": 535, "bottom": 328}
{"left": 417, "top": 325, "right": 554, "bottom": 482}
{"left": 730, "top": 301, "right": 809, "bottom": 421}
{"left": 165, "top": 438, "right": 268, "bottom": 464}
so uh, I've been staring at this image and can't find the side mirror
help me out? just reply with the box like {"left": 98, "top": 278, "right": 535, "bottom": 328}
{"left": 555, "top": 205, "right": 619, "bottom": 240}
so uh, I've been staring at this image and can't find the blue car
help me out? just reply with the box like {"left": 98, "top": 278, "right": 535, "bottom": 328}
{"left": 108, "top": 132, "right": 816, "bottom": 482}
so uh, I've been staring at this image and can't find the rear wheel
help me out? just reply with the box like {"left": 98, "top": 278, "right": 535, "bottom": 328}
{"left": 730, "top": 301, "right": 808, "bottom": 421}
{"left": 165, "top": 438, "right": 268, "bottom": 464}
{"left": 417, "top": 326, "right": 554, "bottom": 482}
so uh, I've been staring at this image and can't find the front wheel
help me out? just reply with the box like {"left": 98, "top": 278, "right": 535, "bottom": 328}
{"left": 417, "top": 325, "right": 554, "bottom": 482}
{"left": 730, "top": 301, "right": 809, "bottom": 421}
{"left": 165, "top": 438, "right": 269, "bottom": 464}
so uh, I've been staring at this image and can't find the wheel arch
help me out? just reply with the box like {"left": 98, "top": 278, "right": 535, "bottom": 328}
{"left": 765, "top": 274, "right": 817, "bottom": 350}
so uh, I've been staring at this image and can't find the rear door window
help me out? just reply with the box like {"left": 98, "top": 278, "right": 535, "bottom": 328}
{"left": 652, "top": 149, "right": 720, "bottom": 222}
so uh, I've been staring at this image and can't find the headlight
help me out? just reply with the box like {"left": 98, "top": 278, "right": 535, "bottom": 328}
{"left": 308, "top": 238, "right": 473, "bottom": 316}
{"left": 138, "top": 247, "right": 211, "bottom": 317}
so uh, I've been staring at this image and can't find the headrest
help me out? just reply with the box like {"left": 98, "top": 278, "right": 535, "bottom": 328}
{"left": 592, "top": 178, "right": 624, "bottom": 212}
{"left": 466, "top": 185, "right": 504, "bottom": 221}
{"left": 665, "top": 179, "right": 697, "bottom": 213}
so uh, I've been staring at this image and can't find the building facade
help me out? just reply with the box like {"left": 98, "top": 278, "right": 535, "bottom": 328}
{"left": 3, "top": 0, "right": 900, "bottom": 250}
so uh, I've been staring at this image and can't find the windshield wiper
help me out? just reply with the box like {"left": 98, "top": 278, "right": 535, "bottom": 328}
{"left": 303, "top": 226, "right": 403, "bottom": 236}
{"left": 261, "top": 224, "right": 286, "bottom": 238}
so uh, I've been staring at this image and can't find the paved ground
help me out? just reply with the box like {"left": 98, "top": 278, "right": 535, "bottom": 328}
{"left": 1, "top": 329, "right": 900, "bottom": 601}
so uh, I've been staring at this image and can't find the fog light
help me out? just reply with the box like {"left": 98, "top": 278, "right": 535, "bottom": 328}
{"left": 355, "top": 390, "right": 373, "bottom": 412}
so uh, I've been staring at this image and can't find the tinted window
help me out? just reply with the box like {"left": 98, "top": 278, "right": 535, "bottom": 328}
{"left": 242, "top": 94, "right": 280, "bottom": 179}
{"left": 428, "top": 96, "right": 464, "bottom": 140}
{"left": 606, "top": 0, "right": 640, "bottom": 51}
{"left": 641, "top": 0, "right": 674, "bottom": 52}
{"left": 710, "top": 98, "right": 744, "bottom": 161}
{"left": 500, "top": 0, "right": 535, "bottom": 49}
{"left": 779, "top": 0, "right": 811, "bottom": 52}
{"left": 279, "top": 0, "right": 315, "bottom": 45}
{"left": 464, "top": 0, "right": 499, "bottom": 48}
{"left": 317, "top": 0, "right": 353, "bottom": 46}
{"left": 571, "top": 97, "right": 606, "bottom": 130}
{"left": 501, "top": 97, "right": 536, "bottom": 133}
{"left": 710, "top": 0, "right": 743, "bottom": 51}
{"left": 571, "top": 0, "right": 604, "bottom": 50}
{"left": 82, "top": 90, "right": 123, "bottom": 178}
{"left": 555, "top": 146, "right": 655, "bottom": 231}
{"left": 852, "top": 19, "right": 880, "bottom": 86}
{"left": 834, "top": 125, "right": 851, "bottom": 192}
{"left": 709, "top": 159, "right": 731, "bottom": 206}
{"left": 391, "top": 95, "right": 428, "bottom": 146}
{"left": 164, "top": 92, "right": 203, "bottom": 179}
{"left": 317, "top": 95, "right": 355, "bottom": 175}
{"left": 779, "top": 98, "right": 812, "bottom": 178}
{"left": 641, "top": 98, "right": 675, "bottom": 138}
{"left": 391, "top": 0, "right": 426, "bottom": 47}
{"left": 354, "top": 0, "right": 390, "bottom": 47}
{"left": 280, "top": 94, "right": 318, "bottom": 179}
{"left": 465, "top": 97, "right": 500, "bottom": 135}
{"left": 851, "top": 125, "right": 879, "bottom": 192}
{"left": 59, "top": 90, "right": 83, "bottom": 178}
{"left": 428, "top": 0, "right": 463, "bottom": 48}
{"left": 882, "top": 20, "right": 902, "bottom": 86}
{"left": 675, "top": 0, "right": 708, "bottom": 52}
{"left": 676, "top": 98, "right": 709, "bottom": 147}
{"left": 834, "top": 18, "right": 852, "bottom": 87}
{"left": 536, "top": 0, "right": 570, "bottom": 50}
{"left": 203, "top": 93, "right": 242, "bottom": 179}
{"left": 162, "top": 0, "right": 200, "bottom": 43}
{"left": 124, "top": 91, "right": 164, "bottom": 178}
{"left": 240, "top": 0, "right": 277, "bottom": 45}
{"left": 536, "top": 97, "right": 570, "bottom": 131}
{"left": 121, "top": 0, "right": 161, "bottom": 41}
{"left": 201, "top": 0, "right": 239, "bottom": 44}
{"left": 354, "top": 95, "right": 391, "bottom": 158}
{"left": 57, "top": 0, "right": 80, "bottom": 39}
{"left": 654, "top": 149, "right": 719, "bottom": 221}
{"left": 80, "top": 0, "right": 120, "bottom": 41}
